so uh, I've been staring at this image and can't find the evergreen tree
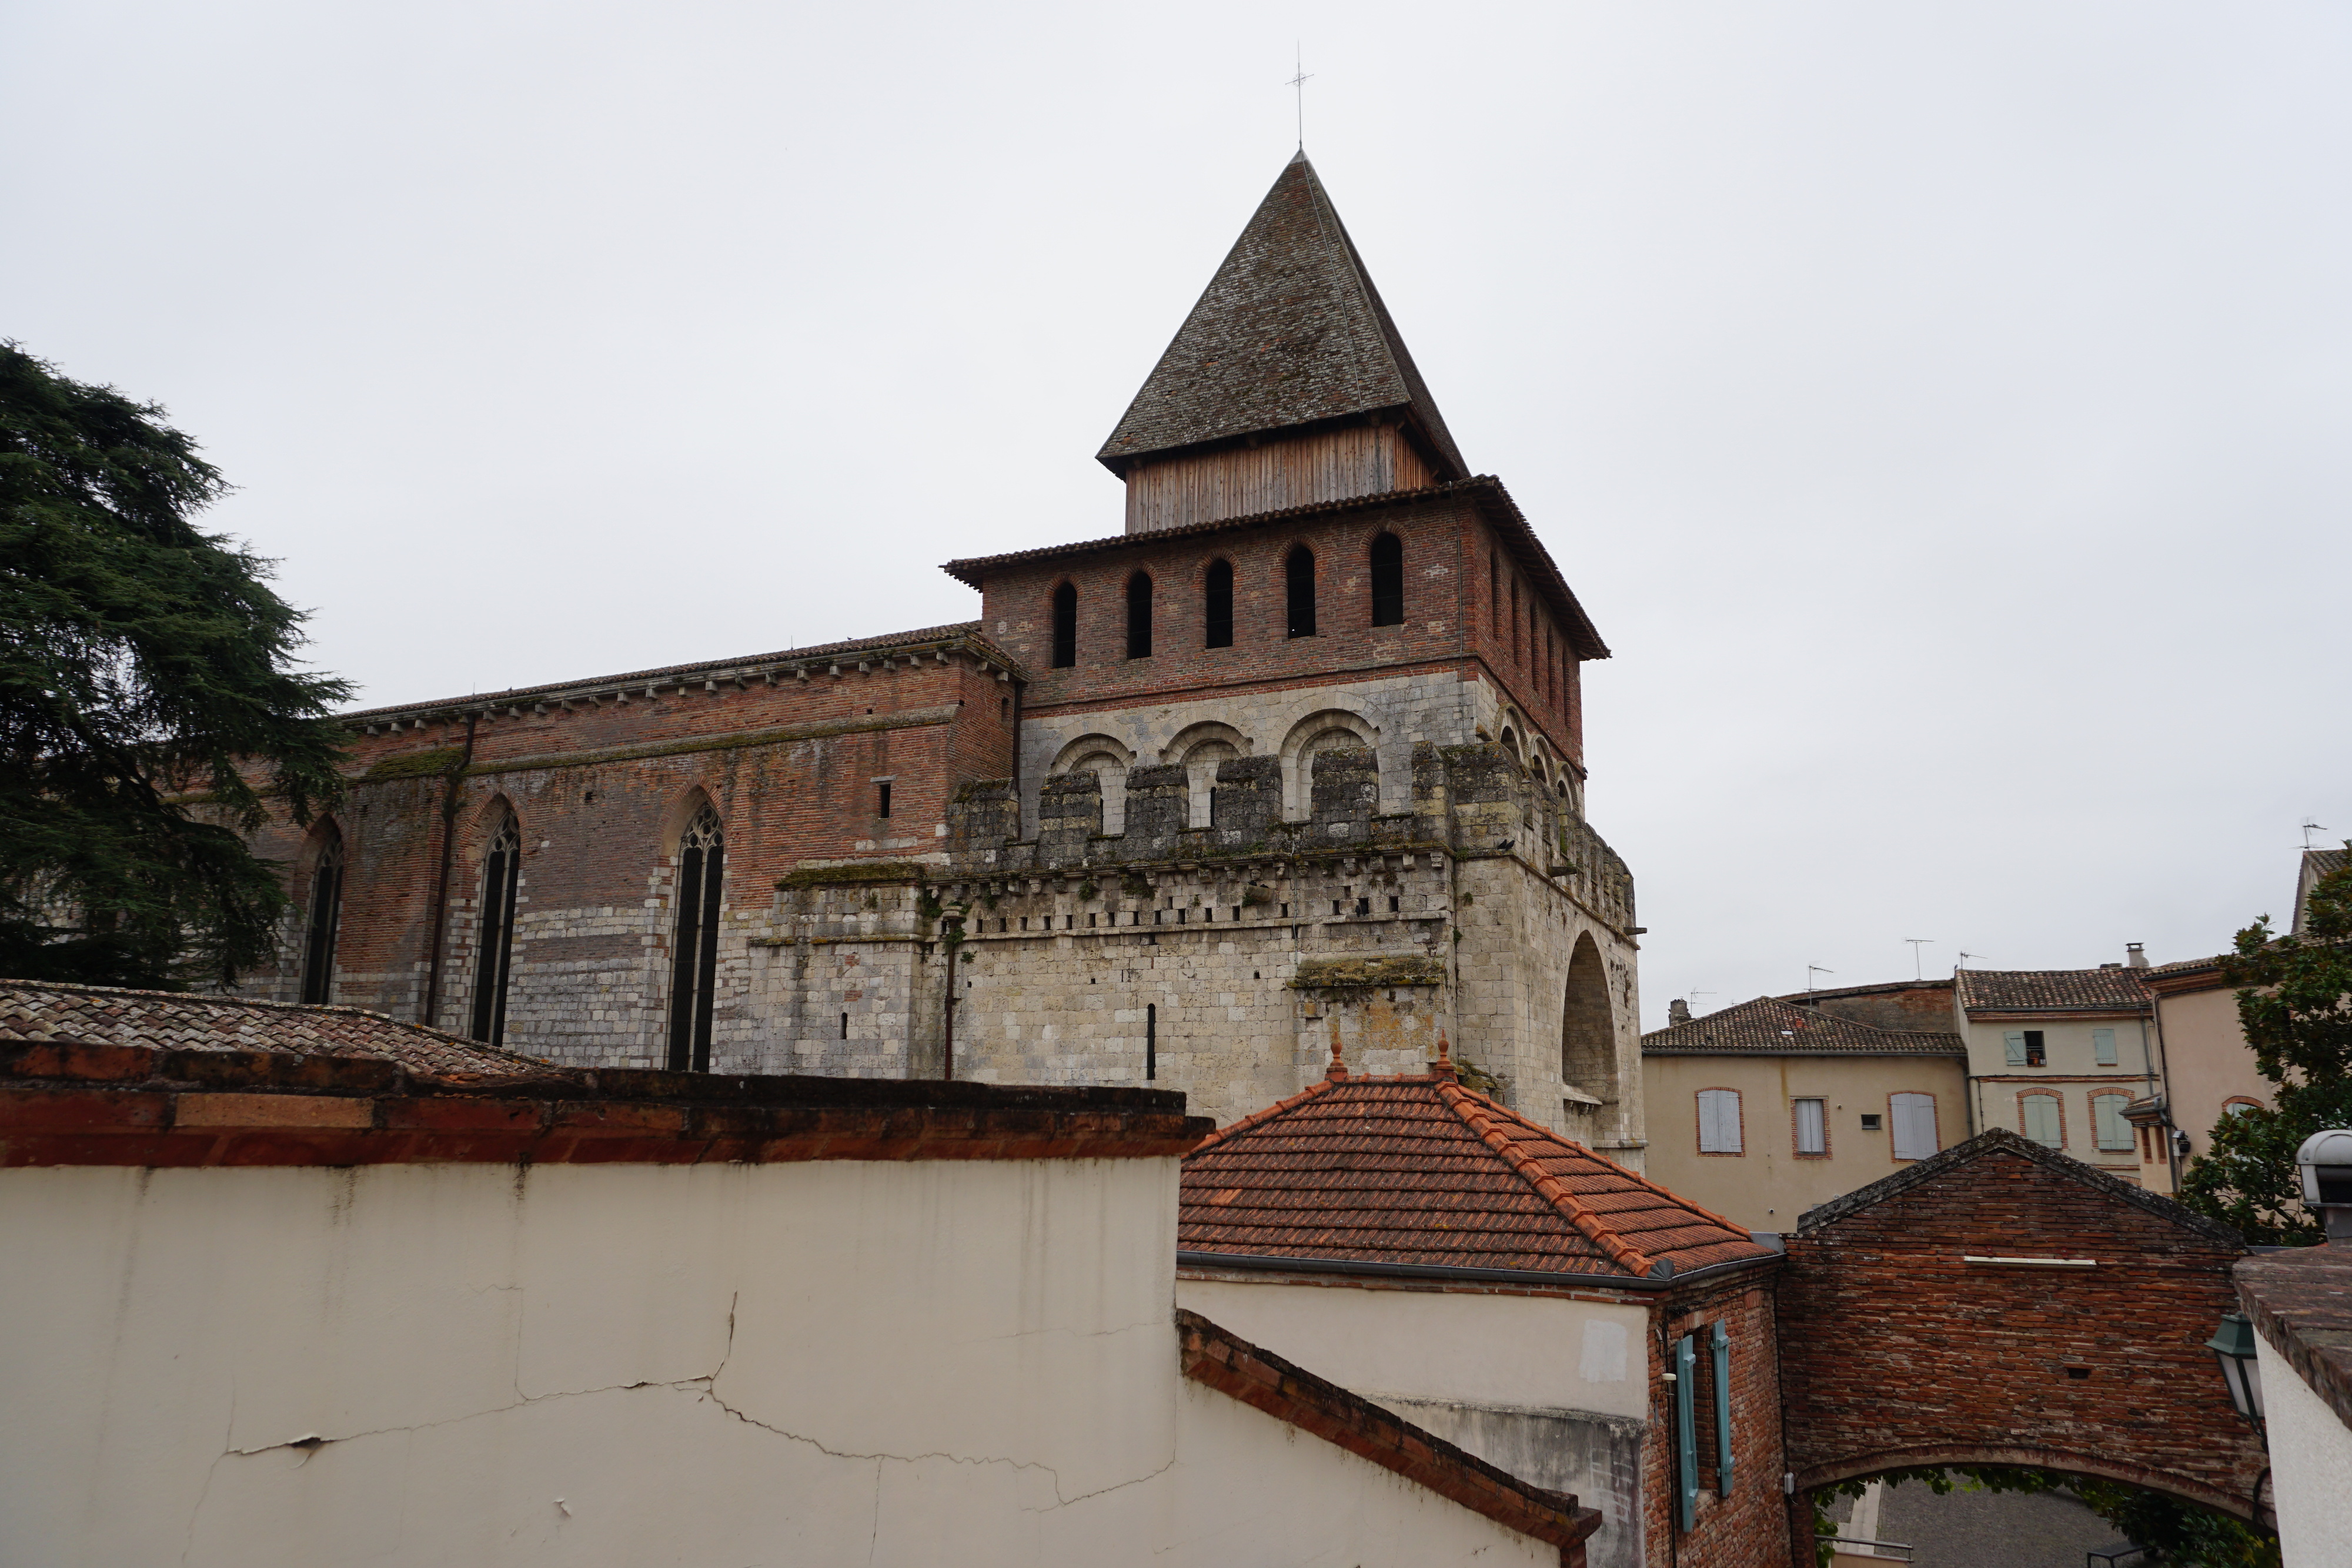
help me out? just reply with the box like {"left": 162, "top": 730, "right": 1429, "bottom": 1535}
{"left": 0, "top": 343, "right": 349, "bottom": 989}
{"left": 2180, "top": 851, "right": 2352, "bottom": 1245}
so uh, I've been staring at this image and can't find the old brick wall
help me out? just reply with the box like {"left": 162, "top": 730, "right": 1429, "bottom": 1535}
{"left": 1775, "top": 1135, "right": 2267, "bottom": 1543}
{"left": 1638, "top": 1272, "right": 1789, "bottom": 1568}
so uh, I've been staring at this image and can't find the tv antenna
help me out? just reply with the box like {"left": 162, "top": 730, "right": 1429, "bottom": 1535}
{"left": 1806, "top": 965, "right": 1835, "bottom": 997}
{"left": 2303, "top": 819, "right": 2328, "bottom": 851}
{"left": 1905, "top": 939, "right": 1933, "bottom": 980}
{"left": 1287, "top": 46, "right": 1312, "bottom": 149}
{"left": 1957, "top": 951, "right": 1986, "bottom": 969}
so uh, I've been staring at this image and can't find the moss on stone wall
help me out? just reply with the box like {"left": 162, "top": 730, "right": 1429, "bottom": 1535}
{"left": 774, "top": 860, "right": 929, "bottom": 890}
{"left": 363, "top": 747, "right": 466, "bottom": 780}
{"left": 1290, "top": 955, "right": 1446, "bottom": 991}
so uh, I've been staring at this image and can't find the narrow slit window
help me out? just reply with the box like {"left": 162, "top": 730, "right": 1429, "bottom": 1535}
{"left": 1145, "top": 1002, "right": 1157, "bottom": 1081}
{"left": 299, "top": 830, "right": 345, "bottom": 1006}
{"left": 1204, "top": 559, "right": 1234, "bottom": 648}
{"left": 469, "top": 818, "right": 522, "bottom": 1046}
{"left": 665, "top": 803, "right": 725, "bottom": 1072}
{"left": 876, "top": 780, "right": 892, "bottom": 818}
{"left": 1286, "top": 546, "right": 1317, "bottom": 638}
{"left": 1369, "top": 533, "right": 1404, "bottom": 626}
{"left": 1125, "top": 571, "right": 1152, "bottom": 659}
{"left": 1050, "top": 582, "right": 1077, "bottom": 668}
{"left": 1509, "top": 579, "right": 1521, "bottom": 663}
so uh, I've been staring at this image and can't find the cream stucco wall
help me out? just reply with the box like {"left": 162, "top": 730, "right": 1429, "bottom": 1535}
{"left": 1177, "top": 1274, "right": 1650, "bottom": 1568}
{"left": 2256, "top": 1333, "right": 2352, "bottom": 1567}
{"left": 1, "top": 1159, "right": 1553, "bottom": 1568}
{"left": 1960, "top": 1014, "right": 2157, "bottom": 1179}
{"left": 2154, "top": 985, "right": 2274, "bottom": 1182}
{"left": 1641, "top": 1054, "right": 1969, "bottom": 1231}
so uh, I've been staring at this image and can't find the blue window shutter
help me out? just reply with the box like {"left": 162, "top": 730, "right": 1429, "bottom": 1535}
{"left": 1675, "top": 1334, "right": 1698, "bottom": 1530}
{"left": 2004, "top": 1031, "right": 2027, "bottom": 1066}
{"left": 1710, "top": 1320, "right": 1734, "bottom": 1497}
{"left": 2093, "top": 1028, "right": 2117, "bottom": 1066}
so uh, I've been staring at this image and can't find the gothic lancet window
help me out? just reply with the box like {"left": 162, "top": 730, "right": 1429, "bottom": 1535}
{"left": 1125, "top": 571, "right": 1153, "bottom": 658}
{"left": 469, "top": 817, "right": 522, "bottom": 1046}
{"left": 1369, "top": 533, "right": 1404, "bottom": 626}
{"left": 666, "top": 803, "right": 725, "bottom": 1072}
{"left": 1050, "top": 582, "right": 1078, "bottom": 668}
{"left": 1286, "top": 546, "right": 1317, "bottom": 638}
{"left": 299, "top": 828, "right": 344, "bottom": 1005}
{"left": 1204, "top": 559, "right": 1234, "bottom": 648}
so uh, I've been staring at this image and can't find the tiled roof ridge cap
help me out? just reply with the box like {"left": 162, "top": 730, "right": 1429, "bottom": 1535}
{"left": 336, "top": 622, "right": 1008, "bottom": 722}
{"left": 1182, "top": 1075, "right": 1338, "bottom": 1156}
{"left": 1434, "top": 1081, "right": 1654, "bottom": 1277}
{"left": 1641, "top": 994, "right": 1959, "bottom": 1049}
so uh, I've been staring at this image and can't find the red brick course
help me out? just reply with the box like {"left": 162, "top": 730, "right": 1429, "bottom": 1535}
{"left": 1775, "top": 1129, "right": 2266, "bottom": 1555}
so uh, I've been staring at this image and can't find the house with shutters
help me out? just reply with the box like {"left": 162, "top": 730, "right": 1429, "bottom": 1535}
{"left": 1953, "top": 960, "right": 2155, "bottom": 1181}
{"left": 1175, "top": 1041, "right": 1786, "bottom": 1568}
{"left": 1639, "top": 994, "right": 1968, "bottom": 1233}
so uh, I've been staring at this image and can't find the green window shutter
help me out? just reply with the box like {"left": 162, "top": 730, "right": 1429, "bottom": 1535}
{"left": 2004, "top": 1031, "right": 2027, "bottom": 1066}
{"left": 1710, "top": 1320, "right": 1734, "bottom": 1497}
{"left": 2024, "top": 1095, "right": 2063, "bottom": 1148}
{"left": 2093, "top": 1027, "right": 2117, "bottom": 1066}
{"left": 2095, "top": 1095, "right": 2132, "bottom": 1151}
{"left": 1675, "top": 1334, "right": 1698, "bottom": 1531}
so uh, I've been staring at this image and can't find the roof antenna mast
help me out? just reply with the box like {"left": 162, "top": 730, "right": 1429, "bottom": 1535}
{"left": 1905, "top": 939, "right": 1933, "bottom": 981}
{"left": 1288, "top": 45, "right": 1312, "bottom": 151}
{"left": 2304, "top": 818, "right": 2328, "bottom": 851}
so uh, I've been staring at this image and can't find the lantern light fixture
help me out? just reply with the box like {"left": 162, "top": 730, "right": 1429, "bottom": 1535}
{"left": 2204, "top": 1312, "right": 2264, "bottom": 1430}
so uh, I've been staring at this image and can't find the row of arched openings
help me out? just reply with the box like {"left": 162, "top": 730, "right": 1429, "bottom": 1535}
{"left": 1050, "top": 534, "right": 1406, "bottom": 670}
{"left": 293, "top": 801, "right": 727, "bottom": 1071}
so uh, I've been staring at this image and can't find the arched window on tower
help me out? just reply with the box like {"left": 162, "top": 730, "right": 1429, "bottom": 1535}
{"left": 299, "top": 827, "right": 344, "bottom": 1005}
{"left": 469, "top": 815, "right": 522, "bottom": 1047}
{"left": 666, "top": 803, "right": 725, "bottom": 1072}
{"left": 1125, "top": 571, "right": 1152, "bottom": 658}
{"left": 1370, "top": 533, "right": 1404, "bottom": 626}
{"left": 1050, "top": 582, "right": 1077, "bottom": 668}
{"left": 1204, "top": 559, "right": 1234, "bottom": 648}
{"left": 1286, "top": 546, "right": 1317, "bottom": 638}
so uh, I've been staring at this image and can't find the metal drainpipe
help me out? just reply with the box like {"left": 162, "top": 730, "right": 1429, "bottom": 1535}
{"left": 420, "top": 712, "right": 479, "bottom": 1029}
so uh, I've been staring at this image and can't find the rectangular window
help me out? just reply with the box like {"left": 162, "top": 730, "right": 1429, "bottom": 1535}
{"left": 2022, "top": 1093, "right": 2064, "bottom": 1149}
{"left": 1891, "top": 1092, "right": 1938, "bottom": 1161}
{"left": 2024, "top": 1029, "right": 2046, "bottom": 1066}
{"left": 2006, "top": 1030, "right": 2046, "bottom": 1066}
{"left": 1793, "top": 1098, "right": 1826, "bottom": 1155}
{"left": 2093, "top": 1094, "right": 2133, "bottom": 1151}
{"left": 2093, "top": 1027, "right": 2118, "bottom": 1066}
{"left": 1698, "top": 1089, "right": 1743, "bottom": 1154}
{"left": 1859, "top": 1113, "right": 1883, "bottom": 1132}
{"left": 876, "top": 780, "right": 891, "bottom": 818}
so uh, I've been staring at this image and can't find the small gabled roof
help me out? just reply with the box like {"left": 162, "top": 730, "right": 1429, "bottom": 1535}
{"left": 1097, "top": 152, "right": 1467, "bottom": 481}
{"left": 1642, "top": 995, "right": 1967, "bottom": 1058}
{"left": 1954, "top": 967, "right": 2151, "bottom": 1017}
{"left": 1796, "top": 1127, "right": 2243, "bottom": 1247}
{"left": 1180, "top": 1061, "right": 1772, "bottom": 1285}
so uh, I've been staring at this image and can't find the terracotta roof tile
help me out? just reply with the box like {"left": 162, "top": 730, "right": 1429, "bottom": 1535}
{"left": 1954, "top": 968, "right": 2152, "bottom": 1016}
{"left": 1642, "top": 996, "right": 1968, "bottom": 1057}
{"left": 0, "top": 982, "right": 553, "bottom": 1082}
{"left": 1180, "top": 1069, "right": 1772, "bottom": 1282}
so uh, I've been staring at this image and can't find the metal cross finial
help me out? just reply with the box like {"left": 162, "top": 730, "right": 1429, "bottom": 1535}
{"left": 1288, "top": 46, "right": 1312, "bottom": 149}
{"left": 1905, "top": 939, "right": 1934, "bottom": 980}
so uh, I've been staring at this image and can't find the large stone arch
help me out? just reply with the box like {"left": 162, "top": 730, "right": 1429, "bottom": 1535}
{"left": 1560, "top": 933, "right": 1620, "bottom": 1145}
{"left": 1049, "top": 734, "right": 1135, "bottom": 835}
{"left": 1796, "top": 1447, "right": 2262, "bottom": 1524}
{"left": 1277, "top": 708, "right": 1379, "bottom": 821}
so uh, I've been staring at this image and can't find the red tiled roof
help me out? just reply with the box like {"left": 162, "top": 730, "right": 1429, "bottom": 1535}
{"left": 1180, "top": 1067, "right": 1773, "bottom": 1283}
{"left": 0, "top": 982, "right": 552, "bottom": 1081}
{"left": 1642, "top": 995, "right": 1967, "bottom": 1058}
{"left": 1954, "top": 968, "right": 2152, "bottom": 1016}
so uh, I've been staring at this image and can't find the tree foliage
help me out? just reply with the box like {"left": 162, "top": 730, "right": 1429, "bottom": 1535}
{"left": 0, "top": 343, "right": 349, "bottom": 989}
{"left": 1813, "top": 1466, "right": 2277, "bottom": 1567}
{"left": 2180, "top": 850, "right": 2352, "bottom": 1246}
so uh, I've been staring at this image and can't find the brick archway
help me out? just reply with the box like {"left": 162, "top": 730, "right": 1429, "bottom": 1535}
{"left": 1775, "top": 1130, "right": 2269, "bottom": 1562}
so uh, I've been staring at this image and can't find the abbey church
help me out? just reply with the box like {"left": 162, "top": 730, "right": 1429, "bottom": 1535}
{"left": 239, "top": 153, "right": 1646, "bottom": 1148}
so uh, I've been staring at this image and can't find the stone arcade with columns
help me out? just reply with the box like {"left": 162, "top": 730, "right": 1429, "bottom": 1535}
{"left": 227, "top": 153, "right": 1645, "bottom": 1146}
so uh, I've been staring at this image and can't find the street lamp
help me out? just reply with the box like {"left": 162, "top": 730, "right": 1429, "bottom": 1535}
{"left": 2204, "top": 1313, "right": 2264, "bottom": 1429}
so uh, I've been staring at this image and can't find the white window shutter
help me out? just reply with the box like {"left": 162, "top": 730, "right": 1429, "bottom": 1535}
{"left": 1892, "top": 1093, "right": 1936, "bottom": 1160}
{"left": 2093, "top": 1028, "right": 2117, "bottom": 1066}
{"left": 2004, "top": 1031, "right": 2027, "bottom": 1066}
{"left": 1698, "top": 1089, "right": 1741, "bottom": 1154}
{"left": 2095, "top": 1096, "right": 2131, "bottom": 1151}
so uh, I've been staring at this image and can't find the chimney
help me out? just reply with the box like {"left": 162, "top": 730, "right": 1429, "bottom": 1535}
{"left": 1668, "top": 998, "right": 1692, "bottom": 1027}
{"left": 2126, "top": 942, "right": 2148, "bottom": 970}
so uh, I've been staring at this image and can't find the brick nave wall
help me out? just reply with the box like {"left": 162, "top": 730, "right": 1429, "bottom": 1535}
{"left": 1639, "top": 1273, "right": 1790, "bottom": 1568}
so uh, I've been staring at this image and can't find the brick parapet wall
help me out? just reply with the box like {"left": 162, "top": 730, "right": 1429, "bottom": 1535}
{"left": 1776, "top": 1138, "right": 2267, "bottom": 1542}
{"left": 1636, "top": 1272, "right": 1788, "bottom": 1568}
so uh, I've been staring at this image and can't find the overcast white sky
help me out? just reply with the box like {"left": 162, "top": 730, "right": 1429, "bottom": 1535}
{"left": 7, "top": 2, "right": 2348, "bottom": 1028}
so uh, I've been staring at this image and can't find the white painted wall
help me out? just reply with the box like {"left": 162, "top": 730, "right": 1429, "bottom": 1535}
{"left": 0, "top": 1159, "right": 1553, "bottom": 1568}
{"left": 2257, "top": 1333, "right": 2352, "bottom": 1568}
{"left": 1179, "top": 1274, "right": 1650, "bottom": 1419}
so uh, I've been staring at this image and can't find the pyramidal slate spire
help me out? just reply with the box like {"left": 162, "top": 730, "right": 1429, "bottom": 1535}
{"left": 1100, "top": 153, "right": 1468, "bottom": 531}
